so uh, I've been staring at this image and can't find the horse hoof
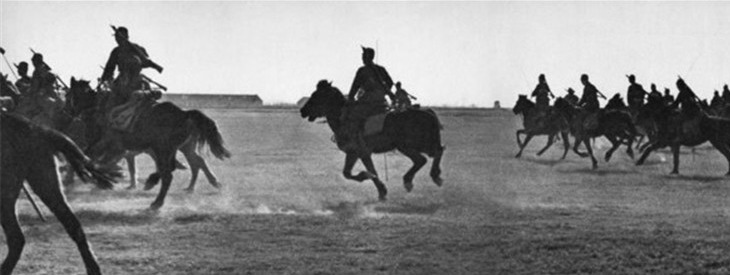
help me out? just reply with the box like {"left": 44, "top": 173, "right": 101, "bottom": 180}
{"left": 378, "top": 194, "right": 387, "bottom": 201}
{"left": 184, "top": 187, "right": 194, "bottom": 193}
{"left": 404, "top": 181, "right": 414, "bottom": 192}
{"left": 210, "top": 181, "right": 222, "bottom": 189}
{"left": 126, "top": 184, "right": 136, "bottom": 190}
{"left": 143, "top": 182, "right": 156, "bottom": 191}
{"left": 515, "top": 153, "right": 522, "bottom": 158}
{"left": 432, "top": 177, "right": 443, "bottom": 187}
{"left": 149, "top": 202, "right": 163, "bottom": 210}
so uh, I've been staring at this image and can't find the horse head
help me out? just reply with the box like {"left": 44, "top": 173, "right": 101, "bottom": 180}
{"left": 512, "top": 95, "right": 534, "bottom": 115}
{"left": 66, "top": 77, "right": 97, "bottom": 116}
{"left": 300, "top": 79, "right": 345, "bottom": 122}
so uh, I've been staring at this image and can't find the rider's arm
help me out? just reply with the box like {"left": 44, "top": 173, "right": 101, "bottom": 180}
{"left": 348, "top": 68, "right": 363, "bottom": 101}
{"left": 101, "top": 48, "right": 119, "bottom": 82}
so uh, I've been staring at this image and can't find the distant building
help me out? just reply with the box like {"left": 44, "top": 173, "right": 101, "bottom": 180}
{"left": 494, "top": 100, "right": 501, "bottom": 109}
{"left": 296, "top": 97, "right": 310, "bottom": 107}
{"left": 161, "top": 93, "right": 263, "bottom": 109}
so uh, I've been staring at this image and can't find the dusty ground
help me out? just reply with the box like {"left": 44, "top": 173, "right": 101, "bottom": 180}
{"left": 4, "top": 108, "right": 730, "bottom": 274}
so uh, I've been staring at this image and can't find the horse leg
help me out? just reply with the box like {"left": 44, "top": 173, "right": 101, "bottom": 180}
{"left": 397, "top": 148, "right": 427, "bottom": 192}
{"left": 537, "top": 134, "right": 555, "bottom": 156}
{"left": 560, "top": 131, "right": 570, "bottom": 160}
{"left": 0, "top": 175, "right": 24, "bottom": 275}
{"left": 180, "top": 143, "right": 220, "bottom": 192}
{"left": 125, "top": 153, "right": 137, "bottom": 189}
{"left": 516, "top": 133, "right": 533, "bottom": 158}
{"left": 573, "top": 136, "right": 589, "bottom": 158}
{"left": 604, "top": 135, "right": 620, "bottom": 162}
{"left": 429, "top": 145, "right": 445, "bottom": 186}
{"left": 342, "top": 153, "right": 372, "bottom": 182}
{"left": 636, "top": 142, "right": 662, "bottom": 166}
{"left": 25, "top": 163, "right": 101, "bottom": 275}
{"left": 360, "top": 155, "right": 387, "bottom": 201}
{"left": 625, "top": 136, "right": 635, "bottom": 159}
{"left": 670, "top": 144, "right": 681, "bottom": 174}
{"left": 150, "top": 149, "right": 176, "bottom": 209}
{"left": 515, "top": 129, "right": 524, "bottom": 148}
{"left": 584, "top": 138, "right": 598, "bottom": 169}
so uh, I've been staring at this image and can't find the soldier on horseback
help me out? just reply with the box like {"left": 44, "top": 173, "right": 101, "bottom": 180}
{"left": 393, "top": 81, "right": 416, "bottom": 111}
{"left": 101, "top": 26, "right": 163, "bottom": 118}
{"left": 578, "top": 74, "right": 605, "bottom": 112}
{"left": 91, "top": 26, "right": 164, "bottom": 165}
{"left": 14, "top": 61, "right": 31, "bottom": 94}
{"left": 662, "top": 87, "right": 674, "bottom": 106}
{"left": 531, "top": 74, "right": 554, "bottom": 112}
{"left": 577, "top": 74, "right": 606, "bottom": 130}
{"left": 564, "top": 88, "right": 579, "bottom": 105}
{"left": 13, "top": 53, "right": 63, "bottom": 126}
{"left": 722, "top": 84, "right": 730, "bottom": 104}
{"left": 340, "top": 46, "right": 395, "bottom": 152}
{"left": 626, "top": 74, "right": 647, "bottom": 114}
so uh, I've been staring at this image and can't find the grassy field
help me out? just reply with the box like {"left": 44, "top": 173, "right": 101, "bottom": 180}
{"left": 4, "top": 107, "right": 730, "bottom": 274}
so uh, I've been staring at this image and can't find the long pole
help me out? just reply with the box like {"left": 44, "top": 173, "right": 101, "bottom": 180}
{"left": 22, "top": 185, "right": 46, "bottom": 222}
{"left": 0, "top": 47, "right": 19, "bottom": 80}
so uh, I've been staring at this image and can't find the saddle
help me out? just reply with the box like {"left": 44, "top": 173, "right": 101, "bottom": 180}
{"left": 108, "top": 89, "right": 161, "bottom": 131}
{"left": 363, "top": 113, "right": 388, "bottom": 136}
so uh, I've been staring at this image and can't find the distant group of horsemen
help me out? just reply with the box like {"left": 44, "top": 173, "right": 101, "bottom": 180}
{"left": 516, "top": 69, "right": 730, "bottom": 172}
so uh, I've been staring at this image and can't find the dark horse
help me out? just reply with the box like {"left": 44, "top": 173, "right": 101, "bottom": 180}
{"left": 300, "top": 80, "right": 444, "bottom": 200}
{"left": 636, "top": 77, "right": 730, "bottom": 174}
{"left": 64, "top": 78, "right": 223, "bottom": 192}
{"left": 1, "top": 112, "right": 116, "bottom": 275}
{"left": 66, "top": 78, "right": 231, "bottom": 209}
{"left": 512, "top": 95, "right": 570, "bottom": 159}
{"left": 604, "top": 94, "right": 656, "bottom": 152}
{"left": 553, "top": 97, "right": 637, "bottom": 169}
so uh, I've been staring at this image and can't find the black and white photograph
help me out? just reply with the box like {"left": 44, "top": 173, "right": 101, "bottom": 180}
{"left": 2, "top": 1, "right": 730, "bottom": 274}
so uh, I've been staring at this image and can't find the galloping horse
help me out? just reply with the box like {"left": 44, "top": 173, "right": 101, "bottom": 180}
{"left": 300, "top": 80, "right": 444, "bottom": 200}
{"left": 604, "top": 95, "right": 656, "bottom": 152}
{"left": 636, "top": 77, "right": 730, "bottom": 174}
{"left": 553, "top": 97, "right": 637, "bottom": 169}
{"left": 1, "top": 112, "right": 116, "bottom": 275}
{"left": 66, "top": 78, "right": 231, "bottom": 209}
{"left": 512, "top": 95, "right": 570, "bottom": 159}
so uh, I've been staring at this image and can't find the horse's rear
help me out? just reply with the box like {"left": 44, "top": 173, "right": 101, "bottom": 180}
{"left": 381, "top": 108, "right": 445, "bottom": 187}
{"left": 124, "top": 102, "right": 231, "bottom": 208}
{"left": 1, "top": 112, "right": 112, "bottom": 275}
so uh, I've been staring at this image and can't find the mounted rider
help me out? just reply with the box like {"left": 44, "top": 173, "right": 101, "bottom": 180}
{"left": 13, "top": 52, "right": 63, "bottom": 126}
{"left": 662, "top": 87, "right": 674, "bottom": 106}
{"left": 393, "top": 81, "right": 416, "bottom": 111}
{"left": 530, "top": 74, "right": 554, "bottom": 112}
{"left": 577, "top": 74, "right": 606, "bottom": 130}
{"left": 100, "top": 25, "right": 163, "bottom": 130}
{"left": 564, "top": 88, "right": 579, "bottom": 105}
{"left": 340, "top": 46, "right": 395, "bottom": 152}
{"left": 626, "top": 74, "right": 647, "bottom": 114}
{"left": 722, "top": 84, "right": 730, "bottom": 104}
{"left": 14, "top": 62, "right": 32, "bottom": 95}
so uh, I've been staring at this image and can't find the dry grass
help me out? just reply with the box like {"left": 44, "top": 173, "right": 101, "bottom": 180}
{"left": 4, "top": 108, "right": 730, "bottom": 274}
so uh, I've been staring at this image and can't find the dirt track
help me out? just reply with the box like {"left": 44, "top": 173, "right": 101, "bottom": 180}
{"left": 4, "top": 108, "right": 730, "bottom": 274}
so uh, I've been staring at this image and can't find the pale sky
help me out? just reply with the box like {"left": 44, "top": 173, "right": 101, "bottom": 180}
{"left": 2, "top": 1, "right": 730, "bottom": 107}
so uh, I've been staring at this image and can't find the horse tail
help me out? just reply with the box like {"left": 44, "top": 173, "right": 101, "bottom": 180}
{"left": 39, "top": 125, "right": 116, "bottom": 189}
{"left": 187, "top": 110, "right": 232, "bottom": 159}
{"left": 422, "top": 109, "right": 444, "bottom": 157}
